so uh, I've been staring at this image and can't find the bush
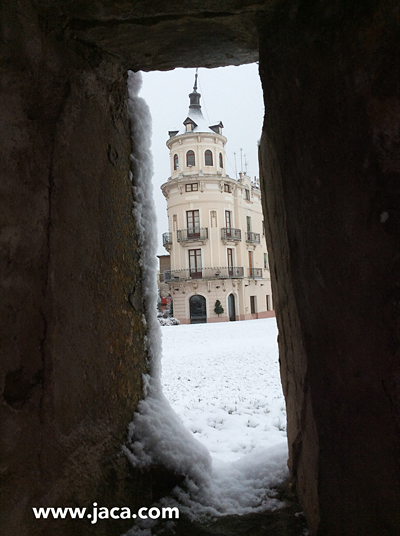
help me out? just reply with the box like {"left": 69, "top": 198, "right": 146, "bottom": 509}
{"left": 158, "top": 316, "right": 180, "bottom": 326}
{"left": 214, "top": 299, "right": 224, "bottom": 317}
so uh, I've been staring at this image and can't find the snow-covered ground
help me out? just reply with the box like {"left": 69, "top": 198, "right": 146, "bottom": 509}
{"left": 161, "top": 318, "right": 287, "bottom": 464}
{"left": 125, "top": 317, "right": 291, "bottom": 523}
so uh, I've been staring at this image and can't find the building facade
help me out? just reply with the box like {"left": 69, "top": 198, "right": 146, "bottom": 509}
{"left": 161, "top": 74, "right": 274, "bottom": 324}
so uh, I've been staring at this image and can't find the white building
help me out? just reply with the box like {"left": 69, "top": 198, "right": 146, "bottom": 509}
{"left": 161, "top": 74, "right": 274, "bottom": 324}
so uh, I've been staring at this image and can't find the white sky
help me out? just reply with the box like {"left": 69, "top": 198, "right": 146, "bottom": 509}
{"left": 138, "top": 63, "right": 265, "bottom": 255}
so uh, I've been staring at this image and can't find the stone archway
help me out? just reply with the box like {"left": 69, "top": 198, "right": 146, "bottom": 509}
{"left": 1, "top": 1, "right": 400, "bottom": 535}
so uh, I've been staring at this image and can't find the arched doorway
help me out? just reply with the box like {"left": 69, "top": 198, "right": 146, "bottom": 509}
{"left": 189, "top": 295, "right": 207, "bottom": 324}
{"left": 228, "top": 293, "right": 236, "bottom": 321}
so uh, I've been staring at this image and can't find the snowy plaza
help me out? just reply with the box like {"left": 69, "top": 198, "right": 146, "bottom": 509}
{"left": 161, "top": 318, "right": 287, "bottom": 464}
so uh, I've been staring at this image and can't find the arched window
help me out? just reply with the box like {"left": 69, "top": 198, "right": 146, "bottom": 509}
{"left": 189, "top": 294, "right": 207, "bottom": 324}
{"left": 186, "top": 150, "right": 195, "bottom": 167}
{"left": 173, "top": 154, "right": 179, "bottom": 170}
{"left": 205, "top": 150, "right": 213, "bottom": 166}
{"left": 219, "top": 152, "right": 223, "bottom": 168}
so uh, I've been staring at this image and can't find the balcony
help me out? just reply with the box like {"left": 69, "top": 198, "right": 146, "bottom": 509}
{"left": 177, "top": 227, "right": 208, "bottom": 245}
{"left": 221, "top": 227, "right": 242, "bottom": 243}
{"left": 164, "top": 266, "right": 244, "bottom": 282}
{"left": 246, "top": 231, "right": 260, "bottom": 244}
{"left": 162, "top": 232, "right": 172, "bottom": 245}
{"left": 248, "top": 268, "right": 263, "bottom": 278}
{"left": 162, "top": 232, "right": 172, "bottom": 251}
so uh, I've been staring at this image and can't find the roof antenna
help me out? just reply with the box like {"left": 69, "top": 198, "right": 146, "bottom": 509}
{"left": 234, "top": 152, "right": 238, "bottom": 180}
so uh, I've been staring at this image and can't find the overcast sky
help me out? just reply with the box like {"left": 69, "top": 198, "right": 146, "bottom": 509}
{"left": 139, "top": 63, "right": 265, "bottom": 255}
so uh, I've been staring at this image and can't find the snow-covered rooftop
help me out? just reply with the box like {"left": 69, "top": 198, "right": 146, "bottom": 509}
{"left": 178, "top": 108, "right": 219, "bottom": 135}
{"left": 169, "top": 71, "right": 223, "bottom": 137}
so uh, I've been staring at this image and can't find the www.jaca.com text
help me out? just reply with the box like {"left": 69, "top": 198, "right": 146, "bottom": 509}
{"left": 32, "top": 503, "right": 180, "bottom": 524}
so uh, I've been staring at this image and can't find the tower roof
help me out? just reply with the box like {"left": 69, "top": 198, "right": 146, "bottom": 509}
{"left": 188, "top": 71, "right": 201, "bottom": 111}
{"left": 168, "top": 70, "right": 224, "bottom": 138}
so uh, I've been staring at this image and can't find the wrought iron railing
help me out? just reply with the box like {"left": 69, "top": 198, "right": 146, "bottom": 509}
{"left": 221, "top": 228, "right": 242, "bottom": 241}
{"left": 248, "top": 268, "right": 263, "bottom": 278}
{"left": 177, "top": 227, "right": 209, "bottom": 242}
{"left": 162, "top": 232, "right": 172, "bottom": 246}
{"left": 164, "top": 266, "right": 244, "bottom": 282}
{"left": 245, "top": 232, "right": 260, "bottom": 244}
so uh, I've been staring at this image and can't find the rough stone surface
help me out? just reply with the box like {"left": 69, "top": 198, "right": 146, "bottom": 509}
{"left": 0, "top": 2, "right": 150, "bottom": 535}
{"left": 258, "top": 1, "right": 400, "bottom": 534}
{"left": 32, "top": 0, "right": 264, "bottom": 71}
{"left": 2, "top": 0, "right": 400, "bottom": 535}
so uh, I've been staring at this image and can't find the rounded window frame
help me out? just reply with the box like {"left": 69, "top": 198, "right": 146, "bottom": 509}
{"left": 204, "top": 150, "right": 213, "bottom": 166}
{"left": 186, "top": 150, "right": 196, "bottom": 167}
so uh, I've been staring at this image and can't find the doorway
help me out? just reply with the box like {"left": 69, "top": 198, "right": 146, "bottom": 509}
{"left": 228, "top": 293, "right": 236, "bottom": 321}
{"left": 189, "top": 294, "right": 207, "bottom": 324}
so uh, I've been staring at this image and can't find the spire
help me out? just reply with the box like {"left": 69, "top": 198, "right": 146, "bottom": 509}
{"left": 193, "top": 69, "right": 198, "bottom": 91}
{"left": 189, "top": 68, "right": 201, "bottom": 111}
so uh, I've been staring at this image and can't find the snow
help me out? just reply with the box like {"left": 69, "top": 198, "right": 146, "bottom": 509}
{"left": 126, "top": 68, "right": 212, "bottom": 483}
{"left": 176, "top": 106, "right": 222, "bottom": 136}
{"left": 125, "top": 71, "right": 289, "bottom": 531}
{"left": 154, "top": 318, "right": 289, "bottom": 524}
{"left": 161, "top": 318, "right": 287, "bottom": 463}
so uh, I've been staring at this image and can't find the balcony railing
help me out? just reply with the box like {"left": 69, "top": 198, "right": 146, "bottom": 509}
{"left": 248, "top": 268, "right": 263, "bottom": 278}
{"left": 164, "top": 266, "right": 244, "bottom": 282}
{"left": 177, "top": 227, "right": 208, "bottom": 242}
{"left": 162, "top": 232, "right": 172, "bottom": 246}
{"left": 221, "top": 228, "right": 242, "bottom": 241}
{"left": 246, "top": 231, "right": 260, "bottom": 244}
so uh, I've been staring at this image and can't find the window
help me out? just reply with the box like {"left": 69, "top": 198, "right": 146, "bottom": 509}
{"left": 248, "top": 250, "right": 253, "bottom": 271}
{"left": 224, "top": 183, "right": 230, "bottom": 193}
{"left": 225, "top": 210, "right": 232, "bottom": 230}
{"left": 246, "top": 216, "right": 252, "bottom": 233}
{"left": 250, "top": 296, "right": 257, "bottom": 314}
{"left": 189, "top": 249, "right": 202, "bottom": 278}
{"left": 266, "top": 295, "right": 272, "bottom": 311}
{"left": 227, "top": 248, "right": 233, "bottom": 276}
{"left": 187, "top": 210, "right": 200, "bottom": 237}
{"left": 245, "top": 188, "right": 250, "bottom": 201}
{"left": 205, "top": 150, "right": 213, "bottom": 166}
{"left": 219, "top": 152, "right": 223, "bottom": 168}
{"left": 185, "top": 183, "right": 198, "bottom": 192}
{"left": 173, "top": 154, "right": 179, "bottom": 170}
{"left": 264, "top": 252, "right": 269, "bottom": 269}
{"left": 186, "top": 150, "right": 195, "bottom": 167}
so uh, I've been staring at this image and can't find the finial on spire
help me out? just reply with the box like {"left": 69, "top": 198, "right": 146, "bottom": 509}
{"left": 189, "top": 68, "right": 201, "bottom": 111}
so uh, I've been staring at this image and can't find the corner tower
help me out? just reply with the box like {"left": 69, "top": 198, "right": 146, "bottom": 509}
{"left": 165, "top": 72, "right": 227, "bottom": 181}
{"left": 161, "top": 71, "right": 273, "bottom": 325}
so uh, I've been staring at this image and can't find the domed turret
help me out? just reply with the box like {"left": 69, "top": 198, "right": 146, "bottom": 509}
{"left": 166, "top": 71, "right": 227, "bottom": 180}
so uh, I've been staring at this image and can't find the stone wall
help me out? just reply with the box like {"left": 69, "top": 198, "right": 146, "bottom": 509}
{"left": 1, "top": 0, "right": 400, "bottom": 535}
{"left": 0, "top": 2, "right": 150, "bottom": 534}
{"left": 258, "top": 1, "right": 400, "bottom": 534}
